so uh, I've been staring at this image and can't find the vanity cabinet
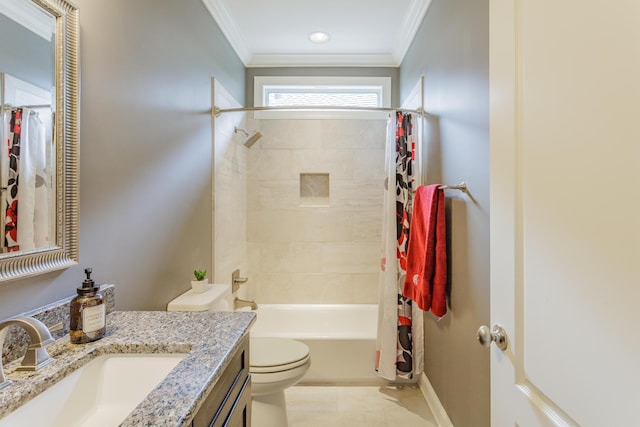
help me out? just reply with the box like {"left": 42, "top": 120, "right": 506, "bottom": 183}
{"left": 192, "top": 335, "right": 251, "bottom": 427}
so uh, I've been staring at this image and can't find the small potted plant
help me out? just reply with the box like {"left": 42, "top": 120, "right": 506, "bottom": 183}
{"left": 191, "top": 269, "right": 208, "bottom": 293}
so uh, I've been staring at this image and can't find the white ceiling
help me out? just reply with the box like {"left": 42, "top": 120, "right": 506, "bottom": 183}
{"left": 202, "top": 0, "right": 432, "bottom": 68}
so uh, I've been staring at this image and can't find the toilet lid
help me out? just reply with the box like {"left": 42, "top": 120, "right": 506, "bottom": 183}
{"left": 250, "top": 337, "right": 310, "bottom": 373}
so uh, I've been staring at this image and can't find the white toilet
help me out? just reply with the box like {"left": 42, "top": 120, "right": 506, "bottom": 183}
{"left": 167, "top": 284, "right": 310, "bottom": 427}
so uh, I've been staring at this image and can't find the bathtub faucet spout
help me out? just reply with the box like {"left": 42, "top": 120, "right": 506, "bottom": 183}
{"left": 234, "top": 297, "right": 258, "bottom": 311}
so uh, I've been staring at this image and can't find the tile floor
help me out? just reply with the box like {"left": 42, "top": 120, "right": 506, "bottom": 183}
{"left": 285, "top": 385, "right": 438, "bottom": 427}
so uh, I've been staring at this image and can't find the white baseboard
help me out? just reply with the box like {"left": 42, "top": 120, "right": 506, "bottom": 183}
{"left": 419, "top": 372, "right": 454, "bottom": 427}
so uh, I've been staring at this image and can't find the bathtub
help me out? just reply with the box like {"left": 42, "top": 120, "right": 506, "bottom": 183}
{"left": 249, "top": 304, "right": 383, "bottom": 385}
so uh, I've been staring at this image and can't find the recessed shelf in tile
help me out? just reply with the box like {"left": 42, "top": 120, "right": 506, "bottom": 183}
{"left": 300, "top": 173, "right": 330, "bottom": 206}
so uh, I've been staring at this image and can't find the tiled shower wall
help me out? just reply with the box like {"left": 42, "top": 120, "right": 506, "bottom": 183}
{"left": 246, "top": 118, "right": 387, "bottom": 304}
{"left": 213, "top": 80, "right": 248, "bottom": 290}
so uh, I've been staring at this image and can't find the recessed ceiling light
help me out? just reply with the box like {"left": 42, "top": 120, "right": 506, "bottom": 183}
{"left": 309, "top": 32, "right": 330, "bottom": 44}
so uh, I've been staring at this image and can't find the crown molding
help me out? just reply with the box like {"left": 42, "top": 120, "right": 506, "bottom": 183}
{"left": 201, "top": 0, "right": 251, "bottom": 65}
{"left": 247, "top": 52, "right": 398, "bottom": 68}
{"left": 392, "top": 0, "right": 433, "bottom": 65}
{"left": 202, "top": 0, "right": 432, "bottom": 67}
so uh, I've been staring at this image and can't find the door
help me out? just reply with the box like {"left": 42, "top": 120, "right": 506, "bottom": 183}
{"left": 489, "top": 1, "right": 640, "bottom": 426}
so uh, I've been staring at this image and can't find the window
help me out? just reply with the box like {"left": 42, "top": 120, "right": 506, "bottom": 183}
{"left": 254, "top": 76, "right": 391, "bottom": 119}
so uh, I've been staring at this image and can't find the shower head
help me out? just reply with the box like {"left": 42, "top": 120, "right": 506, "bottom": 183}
{"left": 234, "top": 126, "right": 262, "bottom": 148}
{"left": 243, "top": 131, "right": 262, "bottom": 148}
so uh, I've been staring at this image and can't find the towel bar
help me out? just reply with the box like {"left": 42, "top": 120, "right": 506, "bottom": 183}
{"left": 438, "top": 182, "right": 468, "bottom": 193}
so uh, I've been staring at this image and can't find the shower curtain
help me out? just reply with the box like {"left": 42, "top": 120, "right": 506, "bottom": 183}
{"left": 376, "top": 111, "right": 424, "bottom": 380}
{"left": 19, "top": 108, "right": 50, "bottom": 250}
{"left": 4, "top": 108, "right": 23, "bottom": 251}
{"left": 3, "top": 107, "right": 50, "bottom": 251}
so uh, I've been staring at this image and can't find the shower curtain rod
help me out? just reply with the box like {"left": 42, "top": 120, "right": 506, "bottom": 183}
{"left": 212, "top": 105, "right": 425, "bottom": 117}
{"left": 1, "top": 103, "right": 51, "bottom": 110}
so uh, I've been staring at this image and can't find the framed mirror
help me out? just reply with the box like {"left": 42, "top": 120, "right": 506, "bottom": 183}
{"left": 0, "top": 0, "right": 78, "bottom": 281}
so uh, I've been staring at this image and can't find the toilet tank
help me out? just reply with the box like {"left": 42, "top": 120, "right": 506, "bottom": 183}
{"left": 167, "top": 284, "right": 232, "bottom": 312}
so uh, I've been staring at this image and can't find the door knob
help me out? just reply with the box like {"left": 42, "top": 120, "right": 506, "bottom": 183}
{"left": 476, "top": 324, "right": 508, "bottom": 351}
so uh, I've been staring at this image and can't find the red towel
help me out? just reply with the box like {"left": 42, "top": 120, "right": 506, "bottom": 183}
{"left": 402, "top": 185, "right": 447, "bottom": 317}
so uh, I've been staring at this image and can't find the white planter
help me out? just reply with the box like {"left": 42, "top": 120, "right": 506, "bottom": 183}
{"left": 191, "top": 279, "right": 208, "bottom": 293}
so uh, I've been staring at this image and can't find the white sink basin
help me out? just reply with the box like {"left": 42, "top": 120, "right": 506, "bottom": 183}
{"left": 0, "top": 353, "right": 185, "bottom": 427}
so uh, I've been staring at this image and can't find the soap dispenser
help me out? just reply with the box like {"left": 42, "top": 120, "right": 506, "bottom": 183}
{"left": 70, "top": 268, "right": 106, "bottom": 344}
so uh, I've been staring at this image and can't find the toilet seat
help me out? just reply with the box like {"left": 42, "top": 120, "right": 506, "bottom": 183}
{"left": 250, "top": 337, "right": 310, "bottom": 373}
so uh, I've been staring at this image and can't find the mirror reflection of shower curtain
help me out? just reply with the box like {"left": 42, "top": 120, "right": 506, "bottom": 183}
{"left": 376, "top": 111, "right": 424, "bottom": 381}
{"left": 2, "top": 107, "right": 51, "bottom": 251}
{"left": 3, "top": 108, "right": 22, "bottom": 251}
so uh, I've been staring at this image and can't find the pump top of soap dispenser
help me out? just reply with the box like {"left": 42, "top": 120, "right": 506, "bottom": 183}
{"left": 77, "top": 268, "right": 99, "bottom": 295}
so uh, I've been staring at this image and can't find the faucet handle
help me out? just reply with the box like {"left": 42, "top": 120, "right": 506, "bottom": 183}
{"left": 48, "top": 322, "right": 64, "bottom": 333}
{"left": 231, "top": 269, "right": 249, "bottom": 293}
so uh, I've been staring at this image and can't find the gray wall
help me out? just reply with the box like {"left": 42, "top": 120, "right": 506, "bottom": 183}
{"left": 246, "top": 67, "right": 399, "bottom": 107}
{"left": 400, "top": 0, "right": 490, "bottom": 426}
{"left": 0, "top": 0, "right": 245, "bottom": 318}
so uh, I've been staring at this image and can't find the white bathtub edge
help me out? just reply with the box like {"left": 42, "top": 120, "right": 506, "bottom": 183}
{"left": 250, "top": 304, "right": 380, "bottom": 385}
{"left": 419, "top": 372, "right": 454, "bottom": 427}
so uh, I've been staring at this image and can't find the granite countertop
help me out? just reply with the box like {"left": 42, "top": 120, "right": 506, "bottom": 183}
{"left": 0, "top": 310, "right": 256, "bottom": 426}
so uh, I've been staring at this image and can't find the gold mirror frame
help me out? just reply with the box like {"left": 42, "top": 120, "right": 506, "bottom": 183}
{"left": 0, "top": 0, "right": 78, "bottom": 281}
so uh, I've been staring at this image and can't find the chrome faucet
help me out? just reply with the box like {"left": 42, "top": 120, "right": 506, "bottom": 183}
{"left": 234, "top": 297, "right": 258, "bottom": 311}
{"left": 0, "top": 316, "right": 55, "bottom": 390}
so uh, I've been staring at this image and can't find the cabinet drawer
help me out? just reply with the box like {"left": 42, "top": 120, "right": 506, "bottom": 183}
{"left": 193, "top": 335, "right": 250, "bottom": 427}
{"left": 223, "top": 375, "right": 251, "bottom": 427}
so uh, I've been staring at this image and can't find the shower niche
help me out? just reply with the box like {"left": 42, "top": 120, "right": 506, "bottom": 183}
{"left": 300, "top": 173, "right": 330, "bottom": 207}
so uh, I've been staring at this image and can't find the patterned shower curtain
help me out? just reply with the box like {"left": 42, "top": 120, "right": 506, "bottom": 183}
{"left": 376, "top": 111, "right": 423, "bottom": 380}
{"left": 3, "top": 107, "right": 50, "bottom": 252}
{"left": 5, "top": 108, "right": 22, "bottom": 251}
